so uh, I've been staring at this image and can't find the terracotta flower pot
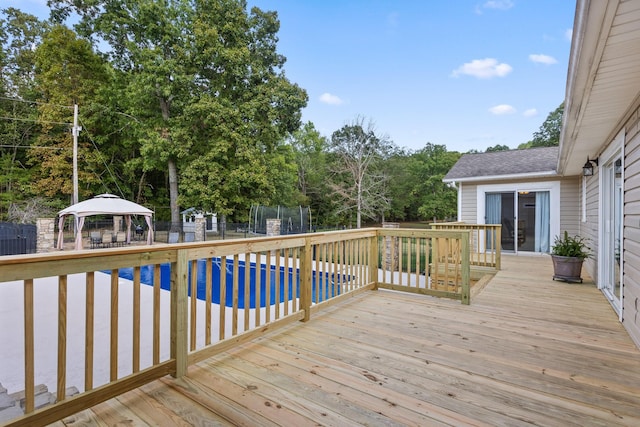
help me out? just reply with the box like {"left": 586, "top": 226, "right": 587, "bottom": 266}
{"left": 551, "top": 255, "right": 584, "bottom": 283}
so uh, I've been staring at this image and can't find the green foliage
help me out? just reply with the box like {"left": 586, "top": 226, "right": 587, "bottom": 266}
{"left": 46, "top": 0, "right": 307, "bottom": 223}
{"left": 530, "top": 103, "right": 564, "bottom": 147}
{"left": 0, "top": 151, "right": 33, "bottom": 219}
{"left": 0, "top": 7, "right": 48, "bottom": 98}
{"left": 1, "top": 3, "right": 472, "bottom": 226}
{"left": 485, "top": 144, "right": 510, "bottom": 152}
{"left": 288, "top": 122, "right": 329, "bottom": 211}
{"left": 551, "top": 231, "right": 590, "bottom": 259}
{"left": 0, "top": 8, "right": 48, "bottom": 218}
{"left": 387, "top": 143, "right": 459, "bottom": 222}
{"left": 267, "top": 145, "right": 304, "bottom": 208}
{"left": 384, "top": 149, "right": 413, "bottom": 221}
{"left": 29, "top": 25, "right": 110, "bottom": 199}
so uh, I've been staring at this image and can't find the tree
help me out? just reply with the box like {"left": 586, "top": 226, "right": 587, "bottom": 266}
{"left": 77, "top": 0, "right": 192, "bottom": 224}
{"left": 485, "top": 144, "right": 510, "bottom": 152}
{"left": 530, "top": 103, "right": 564, "bottom": 147}
{"left": 266, "top": 144, "right": 304, "bottom": 208}
{"left": 288, "top": 122, "right": 329, "bottom": 215}
{"left": 51, "top": 0, "right": 307, "bottom": 223}
{"left": 328, "top": 117, "right": 393, "bottom": 228}
{"left": 177, "top": 3, "right": 307, "bottom": 220}
{"left": 0, "top": 8, "right": 48, "bottom": 219}
{"left": 408, "top": 143, "right": 460, "bottom": 221}
{"left": 28, "top": 25, "right": 110, "bottom": 203}
{"left": 384, "top": 144, "right": 460, "bottom": 222}
{"left": 0, "top": 7, "right": 47, "bottom": 98}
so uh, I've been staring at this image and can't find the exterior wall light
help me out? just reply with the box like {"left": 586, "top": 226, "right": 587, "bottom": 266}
{"left": 583, "top": 157, "right": 598, "bottom": 176}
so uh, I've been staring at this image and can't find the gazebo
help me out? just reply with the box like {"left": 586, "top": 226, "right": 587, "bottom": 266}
{"left": 56, "top": 194, "right": 154, "bottom": 250}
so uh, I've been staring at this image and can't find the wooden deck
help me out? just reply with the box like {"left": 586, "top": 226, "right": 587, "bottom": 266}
{"left": 53, "top": 255, "right": 640, "bottom": 426}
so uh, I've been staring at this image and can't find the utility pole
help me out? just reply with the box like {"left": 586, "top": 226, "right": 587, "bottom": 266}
{"left": 72, "top": 104, "right": 81, "bottom": 205}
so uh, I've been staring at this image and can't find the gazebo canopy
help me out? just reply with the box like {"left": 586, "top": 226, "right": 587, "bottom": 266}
{"left": 59, "top": 193, "right": 153, "bottom": 217}
{"left": 57, "top": 194, "right": 154, "bottom": 250}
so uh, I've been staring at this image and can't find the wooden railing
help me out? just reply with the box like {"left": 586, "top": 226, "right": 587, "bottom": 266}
{"left": 377, "top": 228, "right": 471, "bottom": 304}
{"left": 0, "top": 227, "right": 470, "bottom": 427}
{"left": 430, "top": 222, "right": 502, "bottom": 271}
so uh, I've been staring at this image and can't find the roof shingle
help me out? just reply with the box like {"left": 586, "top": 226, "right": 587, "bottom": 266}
{"left": 443, "top": 147, "right": 559, "bottom": 181}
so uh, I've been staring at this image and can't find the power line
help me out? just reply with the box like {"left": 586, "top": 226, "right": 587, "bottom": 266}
{"left": 78, "top": 116, "right": 126, "bottom": 199}
{"left": 0, "top": 144, "right": 65, "bottom": 150}
{"left": 1, "top": 99, "right": 138, "bottom": 199}
{"left": 0, "top": 115, "right": 71, "bottom": 126}
{"left": 0, "top": 98, "right": 140, "bottom": 126}
{"left": 0, "top": 96, "right": 74, "bottom": 109}
{"left": 0, "top": 96, "right": 140, "bottom": 121}
{"left": 84, "top": 103, "right": 140, "bottom": 123}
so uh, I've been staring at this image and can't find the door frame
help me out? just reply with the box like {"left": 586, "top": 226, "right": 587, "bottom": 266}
{"left": 598, "top": 131, "right": 624, "bottom": 319}
{"left": 477, "top": 181, "right": 560, "bottom": 254}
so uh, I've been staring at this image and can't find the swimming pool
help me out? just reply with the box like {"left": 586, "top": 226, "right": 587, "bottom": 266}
{"left": 112, "top": 258, "right": 347, "bottom": 308}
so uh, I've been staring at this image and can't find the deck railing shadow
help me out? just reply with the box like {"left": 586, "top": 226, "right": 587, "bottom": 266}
{"left": 0, "top": 227, "right": 472, "bottom": 427}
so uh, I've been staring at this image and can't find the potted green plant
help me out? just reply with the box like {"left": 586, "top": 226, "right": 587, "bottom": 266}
{"left": 551, "top": 231, "right": 590, "bottom": 283}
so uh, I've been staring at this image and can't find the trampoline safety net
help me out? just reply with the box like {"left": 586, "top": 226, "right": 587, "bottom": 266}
{"left": 249, "top": 205, "right": 310, "bottom": 235}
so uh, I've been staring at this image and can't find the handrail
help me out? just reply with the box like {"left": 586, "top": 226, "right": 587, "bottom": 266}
{"left": 430, "top": 222, "right": 501, "bottom": 270}
{"left": 0, "top": 227, "right": 469, "bottom": 426}
{"left": 376, "top": 228, "right": 471, "bottom": 304}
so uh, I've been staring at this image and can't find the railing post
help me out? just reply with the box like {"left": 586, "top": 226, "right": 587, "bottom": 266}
{"left": 460, "top": 231, "right": 471, "bottom": 305}
{"left": 300, "top": 237, "right": 312, "bottom": 322}
{"left": 370, "top": 232, "right": 379, "bottom": 289}
{"left": 382, "top": 222, "right": 399, "bottom": 272}
{"left": 171, "top": 249, "right": 189, "bottom": 378}
{"left": 495, "top": 225, "right": 502, "bottom": 270}
{"left": 24, "top": 279, "right": 35, "bottom": 413}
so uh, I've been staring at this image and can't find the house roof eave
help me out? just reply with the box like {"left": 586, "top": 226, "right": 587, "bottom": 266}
{"left": 559, "top": 0, "right": 640, "bottom": 175}
{"left": 443, "top": 170, "right": 558, "bottom": 184}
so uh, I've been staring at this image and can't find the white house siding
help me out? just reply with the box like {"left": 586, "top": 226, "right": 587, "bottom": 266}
{"left": 460, "top": 182, "right": 477, "bottom": 223}
{"left": 457, "top": 177, "right": 580, "bottom": 226}
{"left": 582, "top": 169, "right": 600, "bottom": 283}
{"left": 560, "top": 176, "right": 581, "bottom": 236}
{"left": 582, "top": 102, "right": 640, "bottom": 348}
{"left": 623, "top": 106, "right": 640, "bottom": 348}
{"left": 455, "top": 177, "right": 580, "bottom": 248}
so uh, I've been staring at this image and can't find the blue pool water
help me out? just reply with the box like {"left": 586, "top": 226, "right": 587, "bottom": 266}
{"left": 110, "top": 258, "right": 347, "bottom": 309}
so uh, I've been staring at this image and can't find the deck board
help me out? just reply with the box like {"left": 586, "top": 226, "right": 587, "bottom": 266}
{"left": 59, "top": 255, "right": 640, "bottom": 426}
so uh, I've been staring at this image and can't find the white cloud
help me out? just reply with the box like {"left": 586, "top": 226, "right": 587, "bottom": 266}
{"left": 489, "top": 104, "right": 516, "bottom": 115}
{"left": 319, "top": 93, "right": 344, "bottom": 105}
{"left": 483, "top": 0, "right": 514, "bottom": 10}
{"left": 523, "top": 108, "right": 538, "bottom": 117}
{"left": 529, "top": 54, "right": 557, "bottom": 65}
{"left": 452, "top": 58, "right": 513, "bottom": 79}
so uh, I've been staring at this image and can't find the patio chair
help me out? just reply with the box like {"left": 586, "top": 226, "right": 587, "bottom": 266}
{"left": 115, "top": 231, "right": 127, "bottom": 247}
{"left": 502, "top": 218, "right": 514, "bottom": 243}
{"left": 135, "top": 224, "right": 144, "bottom": 240}
{"left": 89, "top": 231, "right": 101, "bottom": 249}
{"left": 101, "top": 232, "right": 112, "bottom": 248}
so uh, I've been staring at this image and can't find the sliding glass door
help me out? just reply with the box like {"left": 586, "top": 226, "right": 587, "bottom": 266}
{"left": 485, "top": 190, "right": 550, "bottom": 253}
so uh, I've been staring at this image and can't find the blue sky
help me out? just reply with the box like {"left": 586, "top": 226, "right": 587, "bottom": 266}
{"left": 248, "top": 0, "right": 575, "bottom": 152}
{"left": 6, "top": 0, "right": 575, "bottom": 153}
